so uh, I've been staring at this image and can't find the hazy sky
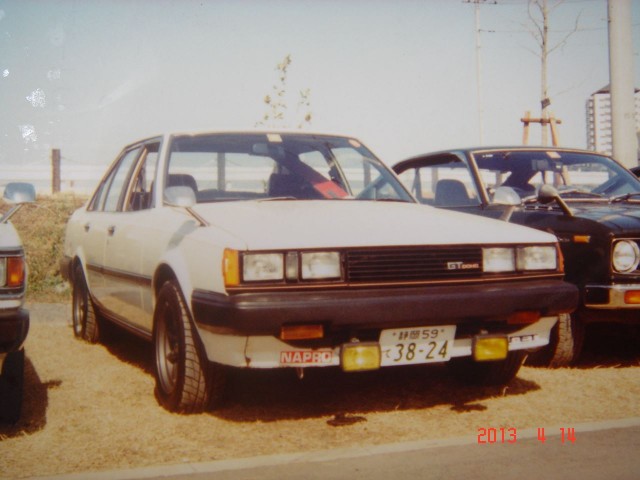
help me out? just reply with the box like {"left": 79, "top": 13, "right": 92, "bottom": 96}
{"left": 1, "top": 0, "right": 639, "bottom": 176}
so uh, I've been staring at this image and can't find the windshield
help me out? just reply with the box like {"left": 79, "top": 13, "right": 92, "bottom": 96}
{"left": 165, "top": 133, "right": 413, "bottom": 203}
{"left": 472, "top": 150, "right": 640, "bottom": 202}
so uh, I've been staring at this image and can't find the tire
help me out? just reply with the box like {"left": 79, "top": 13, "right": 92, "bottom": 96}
{"left": 153, "top": 280, "right": 224, "bottom": 413}
{"left": 72, "top": 264, "right": 100, "bottom": 343}
{"left": 526, "top": 313, "right": 584, "bottom": 368}
{"left": 447, "top": 350, "right": 527, "bottom": 386}
{"left": 0, "top": 349, "right": 25, "bottom": 424}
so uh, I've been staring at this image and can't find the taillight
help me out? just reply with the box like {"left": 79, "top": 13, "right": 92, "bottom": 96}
{"left": 6, "top": 256, "right": 25, "bottom": 287}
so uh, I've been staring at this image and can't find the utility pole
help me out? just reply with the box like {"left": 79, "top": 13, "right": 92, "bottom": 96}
{"left": 474, "top": 2, "right": 484, "bottom": 145}
{"left": 466, "top": 0, "right": 495, "bottom": 145}
{"left": 608, "top": 0, "right": 637, "bottom": 167}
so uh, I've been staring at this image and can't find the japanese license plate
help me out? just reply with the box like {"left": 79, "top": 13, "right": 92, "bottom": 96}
{"left": 379, "top": 325, "right": 456, "bottom": 366}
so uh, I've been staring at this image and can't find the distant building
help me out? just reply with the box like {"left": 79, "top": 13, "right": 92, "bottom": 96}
{"left": 586, "top": 85, "right": 640, "bottom": 157}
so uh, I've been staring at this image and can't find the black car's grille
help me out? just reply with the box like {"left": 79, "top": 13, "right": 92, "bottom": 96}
{"left": 345, "top": 246, "right": 483, "bottom": 283}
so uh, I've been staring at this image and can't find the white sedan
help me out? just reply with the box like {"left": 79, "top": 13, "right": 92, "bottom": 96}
{"left": 61, "top": 131, "right": 577, "bottom": 413}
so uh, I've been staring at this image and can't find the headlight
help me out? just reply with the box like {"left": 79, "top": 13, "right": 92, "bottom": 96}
{"left": 243, "top": 253, "right": 284, "bottom": 281}
{"left": 612, "top": 240, "right": 640, "bottom": 273}
{"left": 482, "top": 248, "right": 515, "bottom": 272}
{"left": 301, "top": 252, "right": 341, "bottom": 280}
{"left": 516, "top": 246, "right": 557, "bottom": 271}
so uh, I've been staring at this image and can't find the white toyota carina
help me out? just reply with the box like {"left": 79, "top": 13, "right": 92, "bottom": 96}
{"left": 61, "top": 131, "right": 577, "bottom": 413}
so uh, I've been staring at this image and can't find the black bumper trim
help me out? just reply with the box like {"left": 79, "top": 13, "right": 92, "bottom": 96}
{"left": 192, "top": 280, "right": 578, "bottom": 336}
{"left": 0, "top": 308, "right": 30, "bottom": 353}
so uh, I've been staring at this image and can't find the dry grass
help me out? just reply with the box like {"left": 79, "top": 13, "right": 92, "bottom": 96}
{"left": 1, "top": 307, "right": 639, "bottom": 479}
{"left": 0, "top": 193, "right": 87, "bottom": 303}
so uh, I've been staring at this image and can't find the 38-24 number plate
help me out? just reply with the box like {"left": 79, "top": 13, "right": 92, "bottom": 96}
{"left": 379, "top": 325, "right": 456, "bottom": 366}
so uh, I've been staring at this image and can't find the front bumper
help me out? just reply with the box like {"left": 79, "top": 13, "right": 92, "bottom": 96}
{"left": 197, "top": 316, "right": 558, "bottom": 369}
{"left": 584, "top": 284, "right": 640, "bottom": 309}
{"left": 192, "top": 279, "right": 578, "bottom": 336}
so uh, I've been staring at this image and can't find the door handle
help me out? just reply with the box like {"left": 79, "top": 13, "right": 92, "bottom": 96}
{"left": 107, "top": 226, "right": 116, "bottom": 236}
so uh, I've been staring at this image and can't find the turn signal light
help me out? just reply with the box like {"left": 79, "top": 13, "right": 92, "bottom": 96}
{"left": 507, "top": 311, "right": 540, "bottom": 325}
{"left": 7, "top": 257, "right": 25, "bottom": 287}
{"left": 624, "top": 290, "right": 640, "bottom": 305}
{"left": 280, "top": 324, "right": 324, "bottom": 340}
{"left": 223, "top": 249, "right": 240, "bottom": 287}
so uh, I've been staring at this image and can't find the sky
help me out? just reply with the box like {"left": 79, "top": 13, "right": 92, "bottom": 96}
{"left": 1, "top": 0, "right": 639, "bottom": 183}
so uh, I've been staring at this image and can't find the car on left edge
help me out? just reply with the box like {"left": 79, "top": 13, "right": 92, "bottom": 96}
{"left": 0, "top": 182, "right": 36, "bottom": 423}
{"left": 60, "top": 131, "right": 578, "bottom": 414}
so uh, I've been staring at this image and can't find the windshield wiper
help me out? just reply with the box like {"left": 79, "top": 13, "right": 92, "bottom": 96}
{"left": 610, "top": 192, "right": 640, "bottom": 203}
{"left": 259, "top": 196, "right": 299, "bottom": 202}
{"left": 373, "top": 198, "right": 412, "bottom": 203}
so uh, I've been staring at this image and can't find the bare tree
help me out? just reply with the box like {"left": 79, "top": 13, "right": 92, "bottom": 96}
{"left": 256, "top": 54, "right": 313, "bottom": 129}
{"left": 525, "top": 0, "right": 581, "bottom": 145}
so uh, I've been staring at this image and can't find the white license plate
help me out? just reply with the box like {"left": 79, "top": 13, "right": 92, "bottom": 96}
{"left": 379, "top": 325, "right": 456, "bottom": 366}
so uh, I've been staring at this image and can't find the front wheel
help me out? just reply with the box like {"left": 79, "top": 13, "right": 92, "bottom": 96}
{"left": 526, "top": 313, "right": 584, "bottom": 368}
{"left": 72, "top": 264, "right": 100, "bottom": 343}
{"left": 153, "top": 280, "right": 225, "bottom": 413}
{"left": 447, "top": 350, "right": 527, "bottom": 386}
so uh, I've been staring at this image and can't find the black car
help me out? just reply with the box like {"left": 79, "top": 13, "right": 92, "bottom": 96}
{"left": 393, "top": 147, "right": 640, "bottom": 366}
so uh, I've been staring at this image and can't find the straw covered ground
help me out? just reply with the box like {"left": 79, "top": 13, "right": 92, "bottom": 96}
{"left": 1, "top": 303, "right": 639, "bottom": 478}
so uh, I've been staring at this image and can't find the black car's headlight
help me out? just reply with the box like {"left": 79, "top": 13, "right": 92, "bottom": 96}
{"left": 612, "top": 240, "right": 640, "bottom": 273}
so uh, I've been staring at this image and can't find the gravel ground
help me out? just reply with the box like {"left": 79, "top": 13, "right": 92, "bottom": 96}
{"left": 0, "top": 303, "right": 639, "bottom": 478}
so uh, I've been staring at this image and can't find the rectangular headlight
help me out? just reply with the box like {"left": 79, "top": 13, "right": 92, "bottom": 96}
{"left": 517, "top": 246, "right": 557, "bottom": 271}
{"left": 301, "top": 252, "right": 341, "bottom": 280}
{"left": 482, "top": 247, "right": 515, "bottom": 273}
{"left": 243, "top": 253, "right": 284, "bottom": 282}
{"left": 0, "top": 258, "right": 6, "bottom": 287}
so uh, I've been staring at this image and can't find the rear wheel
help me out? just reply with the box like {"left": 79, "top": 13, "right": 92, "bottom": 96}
{"left": 72, "top": 264, "right": 100, "bottom": 343}
{"left": 0, "top": 349, "right": 25, "bottom": 423}
{"left": 153, "top": 280, "right": 224, "bottom": 413}
{"left": 526, "top": 313, "right": 584, "bottom": 367}
{"left": 447, "top": 350, "right": 527, "bottom": 386}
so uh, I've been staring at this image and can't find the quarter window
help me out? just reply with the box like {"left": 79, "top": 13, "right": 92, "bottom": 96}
{"left": 102, "top": 148, "right": 141, "bottom": 212}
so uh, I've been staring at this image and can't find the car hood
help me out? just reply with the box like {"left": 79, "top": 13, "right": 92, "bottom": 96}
{"left": 192, "top": 200, "right": 557, "bottom": 250}
{"left": 558, "top": 202, "right": 640, "bottom": 232}
{"left": 0, "top": 222, "right": 22, "bottom": 249}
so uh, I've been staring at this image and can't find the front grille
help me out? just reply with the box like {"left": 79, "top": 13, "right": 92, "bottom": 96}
{"left": 345, "top": 246, "right": 483, "bottom": 283}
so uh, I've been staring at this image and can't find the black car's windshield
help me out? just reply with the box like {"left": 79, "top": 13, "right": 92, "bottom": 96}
{"left": 165, "top": 133, "right": 413, "bottom": 203}
{"left": 472, "top": 150, "right": 640, "bottom": 202}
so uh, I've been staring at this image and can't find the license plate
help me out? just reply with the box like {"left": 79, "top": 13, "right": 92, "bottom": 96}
{"left": 379, "top": 325, "right": 456, "bottom": 366}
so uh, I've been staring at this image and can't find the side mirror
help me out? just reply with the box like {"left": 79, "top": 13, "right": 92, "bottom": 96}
{"left": 163, "top": 186, "right": 208, "bottom": 226}
{"left": 164, "top": 186, "right": 196, "bottom": 208}
{"left": 1, "top": 182, "right": 36, "bottom": 223}
{"left": 537, "top": 184, "right": 573, "bottom": 216}
{"left": 4, "top": 182, "right": 36, "bottom": 205}
{"left": 492, "top": 186, "right": 522, "bottom": 206}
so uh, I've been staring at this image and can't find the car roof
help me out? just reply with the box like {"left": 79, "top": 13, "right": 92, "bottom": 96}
{"left": 394, "top": 146, "right": 612, "bottom": 170}
{"left": 124, "top": 129, "right": 361, "bottom": 148}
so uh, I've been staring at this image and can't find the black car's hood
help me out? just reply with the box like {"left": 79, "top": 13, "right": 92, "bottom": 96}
{"left": 538, "top": 201, "right": 640, "bottom": 232}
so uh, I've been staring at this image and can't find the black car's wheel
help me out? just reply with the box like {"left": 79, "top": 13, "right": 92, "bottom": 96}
{"left": 72, "top": 264, "right": 100, "bottom": 343}
{"left": 447, "top": 350, "right": 527, "bottom": 386}
{"left": 0, "top": 349, "right": 25, "bottom": 424}
{"left": 526, "top": 313, "right": 584, "bottom": 368}
{"left": 153, "top": 280, "right": 224, "bottom": 413}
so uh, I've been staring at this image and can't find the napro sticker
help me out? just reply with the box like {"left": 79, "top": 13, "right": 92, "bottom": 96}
{"left": 280, "top": 350, "right": 333, "bottom": 365}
